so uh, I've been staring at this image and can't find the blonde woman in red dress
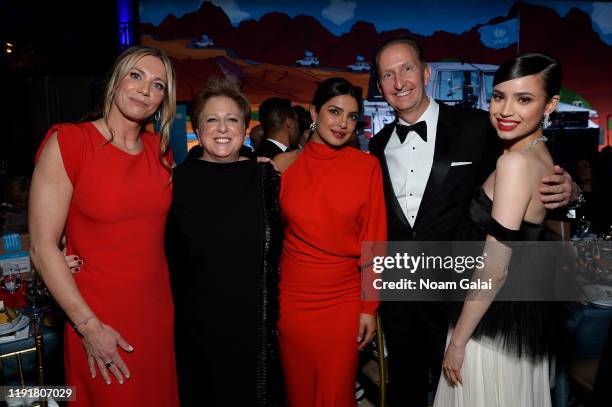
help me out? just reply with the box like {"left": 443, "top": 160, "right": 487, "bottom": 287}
{"left": 29, "top": 46, "right": 179, "bottom": 406}
{"left": 274, "top": 77, "right": 387, "bottom": 406}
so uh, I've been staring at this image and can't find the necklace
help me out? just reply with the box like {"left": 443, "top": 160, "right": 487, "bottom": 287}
{"left": 523, "top": 135, "right": 547, "bottom": 152}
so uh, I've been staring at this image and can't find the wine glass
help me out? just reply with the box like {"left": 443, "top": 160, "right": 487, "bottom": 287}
{"left": 574, "top": 215, "right": 591, "bottom": 239}
{"left": 600, "top": 225, "right": 612, "bottom": 241}
{"left": 0, "top": 267, "right": 22, "bottom": 315}
{"left": 1, "top": 271, "right": 22, "bottom": 294}
{"left": 25, "top": 271, "right": 50, "bottom": 331}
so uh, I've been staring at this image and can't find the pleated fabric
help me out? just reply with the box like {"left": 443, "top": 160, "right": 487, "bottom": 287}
{"left": 433, "top": 329, "right": 552, "bottom": 407}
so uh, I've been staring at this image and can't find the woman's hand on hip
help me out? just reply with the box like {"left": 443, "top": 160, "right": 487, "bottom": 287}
{"left": 78, "top": 318, "right": 134, "bottom": 384}
{"left": 357, "top": 313, "right": 377, "bottom": 350}
{"left": 62, "top": 252, "right": 83, "bottom": 274}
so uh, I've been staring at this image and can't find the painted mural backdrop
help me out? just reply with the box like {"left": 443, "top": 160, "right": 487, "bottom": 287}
{"left": 139, "top": 0, "right": 612, "bottom": 137}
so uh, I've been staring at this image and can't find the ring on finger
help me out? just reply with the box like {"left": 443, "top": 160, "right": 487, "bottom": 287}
{"left": 104, "top": 360, "right": 114, "bottom": 369}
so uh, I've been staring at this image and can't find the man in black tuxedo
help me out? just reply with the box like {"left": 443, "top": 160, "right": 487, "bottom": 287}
{"left": 257, "top": 136, "right": 286, "bottom": 159}
{"left": 257, "top": 97, "right": 300, "bottom": 159}
{"left": 368, "top": 36, "right": 576, "bottom": 406}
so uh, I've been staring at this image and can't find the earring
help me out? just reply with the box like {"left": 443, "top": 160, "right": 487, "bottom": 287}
{"left": 542, "top": 113, "right": 551, "bottom": 129}
{"left": 154, "top": 111, "right": 161, "bottom": 122}
{"left": 309, "top": 122, "right": 318, "bottom": 132}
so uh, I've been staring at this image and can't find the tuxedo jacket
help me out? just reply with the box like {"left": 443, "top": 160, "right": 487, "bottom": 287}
{"left": 257, "top": 139, "right": 285, "bottom": 159}
{"left": 368, "top": 102, "right": 501, "bottom": 243}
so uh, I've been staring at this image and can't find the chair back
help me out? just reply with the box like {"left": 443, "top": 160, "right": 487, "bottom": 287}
{"left": 0, "top": 334, "right": 47, "bottom": 407}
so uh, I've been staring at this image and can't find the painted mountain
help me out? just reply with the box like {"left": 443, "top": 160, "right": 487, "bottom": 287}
{"left": 141, "top": 1, "right": 611, "bottom": 124}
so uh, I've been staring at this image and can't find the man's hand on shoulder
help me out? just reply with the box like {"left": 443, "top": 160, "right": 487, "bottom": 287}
{"left": 539, "top": 165, "right": 576, "bottom": 209}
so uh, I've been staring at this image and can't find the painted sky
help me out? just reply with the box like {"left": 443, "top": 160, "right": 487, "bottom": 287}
{"left": 139, "top": 0, "right": 612, "bottom": 45}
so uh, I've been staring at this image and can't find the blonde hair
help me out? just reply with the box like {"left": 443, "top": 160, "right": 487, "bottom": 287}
{"left": 102, "top": 46, "right": 176, "bottom": 172}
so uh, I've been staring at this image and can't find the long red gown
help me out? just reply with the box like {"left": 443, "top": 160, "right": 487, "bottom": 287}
{"left": 279, "top": 140, "right": 387, "bottom": 407}
{"left": 37, "top": 123, "right": 179, "bottom": 406}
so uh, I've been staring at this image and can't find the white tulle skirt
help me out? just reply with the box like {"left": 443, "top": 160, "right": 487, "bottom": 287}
{"left": 433, "top": 329, "right": 552, "bottom": 407}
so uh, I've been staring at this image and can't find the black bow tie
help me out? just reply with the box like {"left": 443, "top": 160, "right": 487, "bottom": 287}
{"left": 396, "top": 121, "right": 427, "bottom": 143}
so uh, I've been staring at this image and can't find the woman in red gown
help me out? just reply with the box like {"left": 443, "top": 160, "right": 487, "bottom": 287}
{"left": 29, "top": 47, "right": 179, "bottom": 406}
{"left": 274, "top": 78, "right": 387, "bottom": 406}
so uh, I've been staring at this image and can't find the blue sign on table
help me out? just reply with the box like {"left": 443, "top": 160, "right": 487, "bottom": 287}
{"left": 1, "top": 234, "right": 21, "bottom": 252}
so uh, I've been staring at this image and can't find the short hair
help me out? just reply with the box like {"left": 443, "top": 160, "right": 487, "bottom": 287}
{"left": 374, "top": 35, "right": 426, "bottom": 77}
{"left": 248, "top": 124, "right": 265, "bottom": 150}
{"left": 493, "top": 53, "right": 562, "bottom": 99}
{"left": 258, "top": 97, "right": 296, "bottom": 136}
{"left": 293, "top": 105, "right": 312, "bottom": 135}
{"left": 311, "top": 77, "right": 362, "bottom": 114}
{"left": 191, "top": 77, "right": 251, "bottom": 132}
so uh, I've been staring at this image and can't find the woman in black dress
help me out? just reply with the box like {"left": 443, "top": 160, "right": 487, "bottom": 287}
{"left": 165, "top": 78, "right": 283, "bottom": 406}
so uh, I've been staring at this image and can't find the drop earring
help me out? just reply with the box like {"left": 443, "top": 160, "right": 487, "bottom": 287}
{"left": 542, "top": 113, "right": 551, "bottom": 129}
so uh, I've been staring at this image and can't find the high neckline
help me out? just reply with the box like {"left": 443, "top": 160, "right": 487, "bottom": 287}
{"left": 303, "top": 140, "right": 347, "bottom": 160}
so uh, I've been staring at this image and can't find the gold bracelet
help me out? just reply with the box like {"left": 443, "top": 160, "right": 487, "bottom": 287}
{"left": 73, "top": 315, "right": 96, "bottom": 332}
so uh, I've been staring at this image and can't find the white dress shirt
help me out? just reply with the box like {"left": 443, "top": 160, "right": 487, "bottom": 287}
{"left": 384, "top": 97, "right": 439, "bottom": 227}
{"left": 267, "top": 138, "right": 289, "bottom": 152}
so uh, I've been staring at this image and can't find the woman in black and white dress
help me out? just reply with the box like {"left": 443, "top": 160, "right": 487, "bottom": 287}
{"left": 434, "top": 53, "right": 564, "bottom": 407}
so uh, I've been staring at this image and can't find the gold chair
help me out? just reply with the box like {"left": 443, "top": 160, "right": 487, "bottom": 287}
{"left": 0, "top": 333, "right": 47, "bottom": 407}
{"left": 375, "top": 313, "right": 388, "bottom": 407}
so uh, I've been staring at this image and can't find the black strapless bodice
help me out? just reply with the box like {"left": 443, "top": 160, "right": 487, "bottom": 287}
{"left": 451, "top": 188, "right": 562, "bottom": 357}
{"left": 469, "top": 188, "right": 549, "bottom": 242}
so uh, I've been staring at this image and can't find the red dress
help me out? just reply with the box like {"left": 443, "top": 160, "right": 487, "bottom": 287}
{"left": 279, "top": 141, "right": 387, "bottom": 406}
{"left": 37, "top": 123, "right": 179, "bottom": 406}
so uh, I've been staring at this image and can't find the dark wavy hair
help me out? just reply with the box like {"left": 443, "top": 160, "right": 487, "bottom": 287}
{"left": 493, "top": 53, "right": 562, "bottom": 99}
{"left": 311, "top": 77, "right": 362, "bottom": 113}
